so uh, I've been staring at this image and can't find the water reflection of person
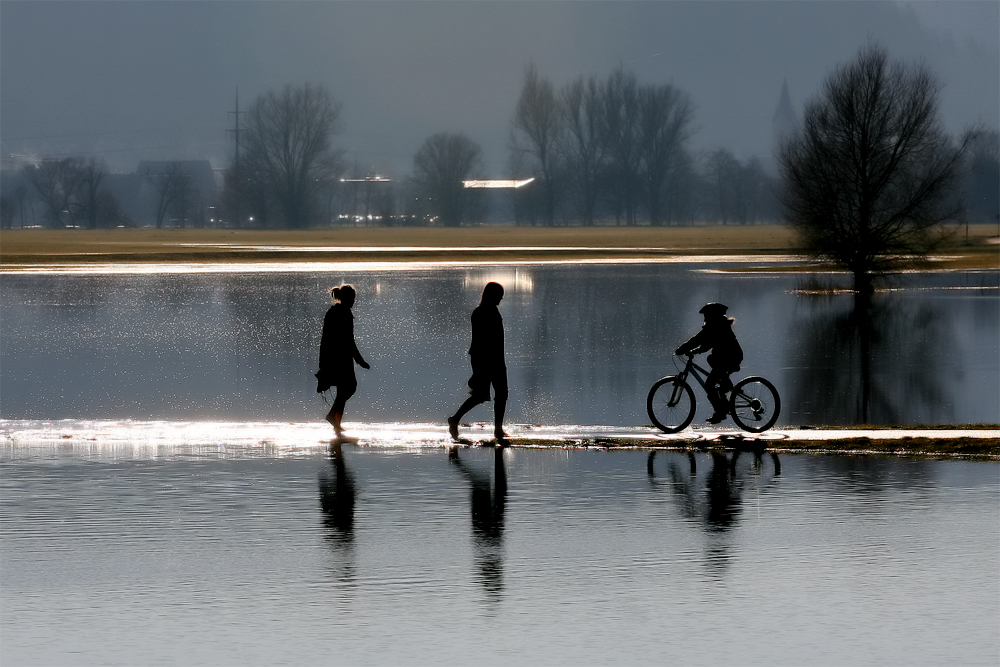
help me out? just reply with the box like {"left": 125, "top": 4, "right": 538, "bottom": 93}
{"left": 649, "top": 449, "right": 779, "bottom": 573}
{"left": 448, "top": 282, "right": 509, "bottom": 444}
{"left": 318, "top": 440, "right": 356, "bottom": 584}
{"left": 675, "top": 303, "right": 744, "bottom": 424}
{"left": 449, "top": 446, "right": 507, "bottom": 601}
{"left": 316, "top": 284, "right": 370, "bottom": 436}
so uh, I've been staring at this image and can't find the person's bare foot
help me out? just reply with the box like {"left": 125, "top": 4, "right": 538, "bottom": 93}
{"left": 447, "top": 416, "right": 460, "bottom": 440}
{"left": 494, "top": 429, "right": 509, "bottom": 446}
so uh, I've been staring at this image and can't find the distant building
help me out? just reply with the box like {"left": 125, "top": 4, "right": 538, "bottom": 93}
{"left": 463, "top": 178, "right": 535, "bottom": 224}
{"left": 773, "top": 77, "right": 797, "bottom": 150}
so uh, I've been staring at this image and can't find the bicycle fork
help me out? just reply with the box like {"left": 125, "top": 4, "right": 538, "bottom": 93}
{"left": 668, "top": 374, "right": 688, "bottom": 407}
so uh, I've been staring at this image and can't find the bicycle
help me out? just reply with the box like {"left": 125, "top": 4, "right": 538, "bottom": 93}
{"left": 646, "top": 354, "right": 781, "bottom": 433}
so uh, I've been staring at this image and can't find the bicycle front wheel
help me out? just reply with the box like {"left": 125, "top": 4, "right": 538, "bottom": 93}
{"left": 647, "top": 376, "right": 696, "bottom": 433}
{"left": 730, "top": 376, "right": 781, "bottom": 433}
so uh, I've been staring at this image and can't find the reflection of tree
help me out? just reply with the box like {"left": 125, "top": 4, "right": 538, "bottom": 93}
{"left": 649, "top": 449, "right": 780, "bottom": 574}
{"left": 449, "top": 447, "right": 507, "bottom": 602}
{"left": 789, "top": 293, "right": 953, "bottom": 425}
{"left": 318, "top": 441, "right": 356, "bottom": 585}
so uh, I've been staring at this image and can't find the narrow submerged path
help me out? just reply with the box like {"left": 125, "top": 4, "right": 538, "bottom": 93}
{"left": 2, "top": 420, "right": 997, "bottom": 459}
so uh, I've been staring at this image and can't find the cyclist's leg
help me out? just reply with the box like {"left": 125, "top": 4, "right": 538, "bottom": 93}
{"left": 705, "top": 367, "right": 730, "bottom": 422}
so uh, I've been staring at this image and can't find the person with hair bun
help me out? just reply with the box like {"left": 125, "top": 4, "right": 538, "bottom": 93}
{"left": 448, "top": 282, "right": 509, "bottom": 444}
{"left": 316, "top": 284, "right": 370, "bottom": 435}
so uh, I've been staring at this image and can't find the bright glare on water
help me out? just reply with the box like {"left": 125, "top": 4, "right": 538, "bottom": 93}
{"left": 1, "top": 442, "right": 997, "bottom": 666}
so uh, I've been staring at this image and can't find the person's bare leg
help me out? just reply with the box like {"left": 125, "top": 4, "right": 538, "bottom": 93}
{"left": 493, "top": 396, "right": 508, "bottom": 443}
{"left": 449, "top": 395, "right": 482, "bottom": 440}
{"left": 327, "top": 384, "right": 354, "bottom": 436}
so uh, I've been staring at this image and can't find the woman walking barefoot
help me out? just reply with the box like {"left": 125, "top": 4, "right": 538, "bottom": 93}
{"left": 448, "top": 282, "right": 509, "bottom": 445}
{"left": 316, "top": 284, "right": 370, "bottom": 436}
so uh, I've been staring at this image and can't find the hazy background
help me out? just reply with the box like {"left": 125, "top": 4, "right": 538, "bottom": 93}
{"left": 2, "top": 1, "right": 998, "bottom": 176}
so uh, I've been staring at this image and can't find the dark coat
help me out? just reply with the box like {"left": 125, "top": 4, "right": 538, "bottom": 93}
{"left": 317, "top": 304, "right": 366, "bottom": 391}
{"left": 469, "top": 303, "right": 505, "bottom": 367}
{"left": 677, "top": 317, "right": 743, "bottom": 372}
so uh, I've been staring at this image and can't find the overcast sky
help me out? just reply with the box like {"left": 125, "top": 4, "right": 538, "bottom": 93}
{"left": 1, "top": 1, "right": 997, "bottom": 176}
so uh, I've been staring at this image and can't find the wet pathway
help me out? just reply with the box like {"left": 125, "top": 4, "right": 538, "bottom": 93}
{"left": 3, "top": 420, "right": 997, "bottom": 459}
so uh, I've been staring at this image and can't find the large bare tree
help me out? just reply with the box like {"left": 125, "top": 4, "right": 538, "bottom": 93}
{"left": 780, "top": 44, "right": 966, "bottom": 293}
{"left": 145, "top": 162, "right": 191, "bottom": 229}
{"left": 412, "top": 133, "right": 483, "bottom": 227}
{"left": 637, "top": 83, "right": 694, "bottom": 226}
{"left": 24, "top": 158, "right": 83, "bottom": 228}
{"left": 602, "top": 69, "right": 642, "bottom": 225}
{"left": 559, "top": 75, "right": 607, "bottom": 226}
{"left": 73, "top": 159, "right": 105, "bottom": 230}
{"left": 511, "top": 65, "right": 562, "bottom": 225}
{"left": 241, "top": 83, "right": 342, "bottom": 228}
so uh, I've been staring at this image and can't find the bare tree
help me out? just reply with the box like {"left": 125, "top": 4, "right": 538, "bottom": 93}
{"left": 241, "top": 83, "right": 342, "bottom": 228}
{"left": 559, "top": 75, "right": 607, "bottom": 226}
{"left": 0, "top": 196, "right": 12, "bottom": 229}
{"left": 602, "top": 68, "right": 642, "bottom": 225}
{"left": 637, "top": 83, "right": 694, "bottom": 226}
{"left": 95, "top": 190, "right": 135, "bottom": 228}
{"left": 73, "top": 159, "right": 105, "bottom": 229}
{"left": 780, "top": 43, "right": 967, "bottom": 293}
{"left": 706, "top": 148, "right": 740, "bottom": 224}
{"left": 145, "top": 162, "right": 190, "bottom": 228}
{"left": 412, "top": 133, "right": 484, "bottom": 227}
{"left": 511, "top": 65, "right": 563, "bottom": 226}
{"left": 24, "top": 158, "right": 83, "bottom": 228}
{"left": 706, "top": 150, "right": 776, "bottom": 225}
{"left": 12, "top": 185, "right": 32, "bottom": 228}
{"left": 963, "top": 129, "right": 999, "bottom": 226}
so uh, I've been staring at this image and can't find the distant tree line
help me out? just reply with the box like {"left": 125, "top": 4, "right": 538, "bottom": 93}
{"left": 2, "top": 51, "right": 997, "bottom": 231}
{"left": 219, "top": 69, "right": 782, "bottom": 228}
{"left": 1, "top": 157, "right": 134, "bottom": 229}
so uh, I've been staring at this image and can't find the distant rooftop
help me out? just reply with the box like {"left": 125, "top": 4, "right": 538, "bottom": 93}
{"left": 463, "top": 178, "right": 535, "bottom": 189}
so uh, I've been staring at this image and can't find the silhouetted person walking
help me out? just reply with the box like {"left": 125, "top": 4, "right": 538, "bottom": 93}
{"left": 676, "top": 302, "right": 743, "bottom": 424}
{"left": 448, "top": 282, "right": 508, "bottom": 444}
{"left": 317, "top": 284, "right": 370, "bottom": 435}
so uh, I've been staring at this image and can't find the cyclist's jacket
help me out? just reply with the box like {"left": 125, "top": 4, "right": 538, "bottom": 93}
{"left": 676, "top": 317, "right": 744, "bottom": 372}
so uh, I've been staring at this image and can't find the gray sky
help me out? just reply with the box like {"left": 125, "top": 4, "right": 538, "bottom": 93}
{"left": 1, "top": 1, "right": 997, "bottom": 176}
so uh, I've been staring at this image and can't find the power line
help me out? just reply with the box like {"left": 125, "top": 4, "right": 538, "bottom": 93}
{"left": 226, "top": 88, "right": 244, "bottom": 170}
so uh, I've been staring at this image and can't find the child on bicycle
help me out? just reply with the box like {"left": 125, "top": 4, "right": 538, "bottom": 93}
{"left": 675, "top": 302, "right": 744, "bottom": 424}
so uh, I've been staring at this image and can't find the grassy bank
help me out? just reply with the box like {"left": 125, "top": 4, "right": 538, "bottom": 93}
{"left": 2, "top": 224, "right": 997, "bottom": 269}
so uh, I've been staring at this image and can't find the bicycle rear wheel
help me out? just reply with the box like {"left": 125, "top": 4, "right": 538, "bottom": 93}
{"left": 647, "top": 376, "right": 696, "bottom": 433}
{"left": 730, "top": 376, "right": 781, "bottom": 433}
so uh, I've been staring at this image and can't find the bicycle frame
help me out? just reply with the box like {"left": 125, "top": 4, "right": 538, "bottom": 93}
{"left": 670, "top": 355, "right": 730, "bottom": 401}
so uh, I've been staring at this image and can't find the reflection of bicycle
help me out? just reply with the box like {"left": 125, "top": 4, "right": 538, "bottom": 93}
{"left": 647, "top": 354, "right": 780, "bottom": 433}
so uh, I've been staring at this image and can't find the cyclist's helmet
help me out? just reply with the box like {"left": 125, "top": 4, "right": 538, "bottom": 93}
{"left": 699, "top": 302, "right": 728, "bottom": 316}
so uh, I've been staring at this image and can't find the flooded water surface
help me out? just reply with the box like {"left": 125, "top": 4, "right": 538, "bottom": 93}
{"left": 2, "top": 263, "right": 998, "bottom": 665}
{"left": 1, "top": 444, "right": 997, "bottom": 666}
{"left": 1, "top": 264, "right": 997, "bottom": 426}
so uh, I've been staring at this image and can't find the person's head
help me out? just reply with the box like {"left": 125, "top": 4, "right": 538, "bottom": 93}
{"left": 699, "top": 302, "right": 728, "bottom": 321}
{"left": 481, "top": 282, "right": 504, "bottom": 306}
{"left": 331, "top": 284, "right": 357, "bottom": 308}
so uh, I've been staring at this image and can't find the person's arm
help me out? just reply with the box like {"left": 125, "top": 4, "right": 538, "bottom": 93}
{"left": 349, "top": 315, "right": 370, "bottom": 369}
{"left": 675, "top": 328, "right": 708, "bottom": 356}
{"left": 353, "top": 343, "right": 369, "bottom": 369}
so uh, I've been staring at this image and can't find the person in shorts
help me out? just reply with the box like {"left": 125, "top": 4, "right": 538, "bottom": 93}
{"left": 448, "top": 282, "right": 509, "bottom": 444}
